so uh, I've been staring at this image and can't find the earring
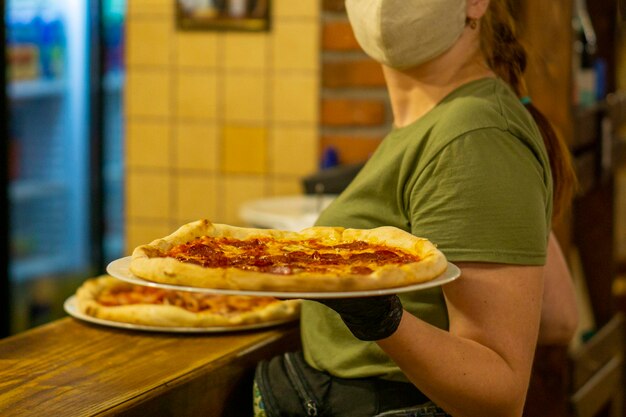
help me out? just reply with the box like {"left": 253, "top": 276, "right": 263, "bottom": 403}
{"left": 466, "top": 17, "right": 478, "bottom": 29}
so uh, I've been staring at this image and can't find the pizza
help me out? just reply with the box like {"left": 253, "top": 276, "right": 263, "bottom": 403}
{"left": 75, "top": 275, "right": 300, "bottom": 328}
{"left": 129, "top": 219, "right": 448, "bottom": 293}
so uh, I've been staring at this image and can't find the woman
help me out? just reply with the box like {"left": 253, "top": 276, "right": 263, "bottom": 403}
{"left": 254, "top": 0, "right": 577, "bottom": 415}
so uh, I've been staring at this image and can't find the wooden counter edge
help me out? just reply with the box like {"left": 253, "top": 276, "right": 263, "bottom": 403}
{"left": 0, "top": 317, "right": 301, "bottom": 417}
{"left": 106, "top": 324, "right": 301, "bottom": 417}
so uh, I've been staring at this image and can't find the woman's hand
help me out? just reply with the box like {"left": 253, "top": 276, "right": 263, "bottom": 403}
{"left": 315, "top": 295, "right": 404, "bottom": 341}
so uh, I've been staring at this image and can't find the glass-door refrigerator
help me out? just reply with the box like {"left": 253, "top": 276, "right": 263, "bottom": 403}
{"left": 101, "top": 0, "right": 125, "bottom": 266}
{"left": 1, "top": 0, "right": 126, "bottom": 337}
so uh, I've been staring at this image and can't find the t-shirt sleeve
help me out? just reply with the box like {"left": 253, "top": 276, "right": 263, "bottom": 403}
{"left": 408, "top": 128, "right": 551, "bottom": 265}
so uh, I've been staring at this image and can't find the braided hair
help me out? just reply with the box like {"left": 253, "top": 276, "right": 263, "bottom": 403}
{"left": 481, "top": 0, "right": 577, "bottom": 222}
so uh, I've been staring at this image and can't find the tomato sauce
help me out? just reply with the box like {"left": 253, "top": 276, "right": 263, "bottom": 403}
{"left": 166, "top": 236, "right": 420, "bottom": 275}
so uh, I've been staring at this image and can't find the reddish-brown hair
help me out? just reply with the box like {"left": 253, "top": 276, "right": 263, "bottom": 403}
{"left": 480, "top": 0, "right": 577, "bottom": 222}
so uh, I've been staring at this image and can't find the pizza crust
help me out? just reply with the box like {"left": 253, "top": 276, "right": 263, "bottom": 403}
{"left": 130, "top": 219, "right": 449, "bottom": 293}
{"left": 75, "top": 275, "right": 300, "bottom": 328}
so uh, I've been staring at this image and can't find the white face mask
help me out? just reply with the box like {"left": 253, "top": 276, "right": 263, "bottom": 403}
{"left": 345, "top": 0, "right": 467, "bottom": 69}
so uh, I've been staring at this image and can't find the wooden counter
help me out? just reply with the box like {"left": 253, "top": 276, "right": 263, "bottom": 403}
{"left": 0, "top": 317, "right": 300, "bottom": 416}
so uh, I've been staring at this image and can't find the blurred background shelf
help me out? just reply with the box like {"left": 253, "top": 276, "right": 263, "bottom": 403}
{"left": 8, "top": 78, "right": 66, "bottom": 100}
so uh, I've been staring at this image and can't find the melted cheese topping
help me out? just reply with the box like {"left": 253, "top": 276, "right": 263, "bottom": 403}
{"left": 98, "top": 285, "right": 277, "bottom": 314}
{"left": 164, "top": 236, "right": 421, "bottom": 275}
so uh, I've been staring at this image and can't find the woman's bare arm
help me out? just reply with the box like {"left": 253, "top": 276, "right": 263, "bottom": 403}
{"left": 377, "top": 263, "right": 543, "bottom": 417}
{"left": 537, "top": 232, "right": 579, "bottom": 345}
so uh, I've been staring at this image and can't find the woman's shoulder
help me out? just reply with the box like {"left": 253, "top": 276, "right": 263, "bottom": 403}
{"left": 436, "top": 78, "right": 516, "bottom": 128}
{"left": 430, "top": 78, "right": 539, "bottom": 146}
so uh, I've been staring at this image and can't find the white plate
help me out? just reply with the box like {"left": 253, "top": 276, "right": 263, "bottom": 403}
{"left": 107, "top": 257, "right": 461, "bottom": 299}
{"left": 63, "top": 296, "right": 297, "bottom": 333}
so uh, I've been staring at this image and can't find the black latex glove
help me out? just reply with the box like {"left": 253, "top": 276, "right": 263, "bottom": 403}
{"left": 315, "top": 295, "right": 403, "bottom": 341}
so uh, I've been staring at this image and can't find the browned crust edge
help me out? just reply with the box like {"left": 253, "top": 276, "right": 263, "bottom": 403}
{"left": 130, "top": 219, "right": 449, "bottom": 292}
{"left": 75, "top": 275, "right": 300, "bottom": 327}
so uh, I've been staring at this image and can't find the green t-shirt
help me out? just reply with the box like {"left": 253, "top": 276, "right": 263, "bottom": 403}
{"left": 301, "top": 77, "right": 553, "bottom": 381}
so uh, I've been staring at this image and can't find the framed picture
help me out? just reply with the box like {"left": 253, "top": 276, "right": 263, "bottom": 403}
{"left": 176, "top": 0, "right": 270, "bottom": 32}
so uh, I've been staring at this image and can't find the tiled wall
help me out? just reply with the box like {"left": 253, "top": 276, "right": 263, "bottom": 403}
{"left": 124, "top": 0, "right": 320, "bottom": 252}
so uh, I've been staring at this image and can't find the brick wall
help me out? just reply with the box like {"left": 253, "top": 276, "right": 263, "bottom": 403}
{"left": 319, "top": 0, "right": 391, "bottom": 166}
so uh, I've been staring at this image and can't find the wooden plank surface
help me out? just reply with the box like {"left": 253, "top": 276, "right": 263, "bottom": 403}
{"left": 0, "top": 317, "right": 300, "bottom": 416}
{"left": 515, "top": 0, "right": 573, "bottom": 147}
{"left": 569, "top": 313, "right": 625, "bottom": 390}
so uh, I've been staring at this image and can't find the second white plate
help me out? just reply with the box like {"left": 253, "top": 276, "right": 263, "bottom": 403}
{"left": 64, "top": 296, "right": 297, "bottom": 333}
